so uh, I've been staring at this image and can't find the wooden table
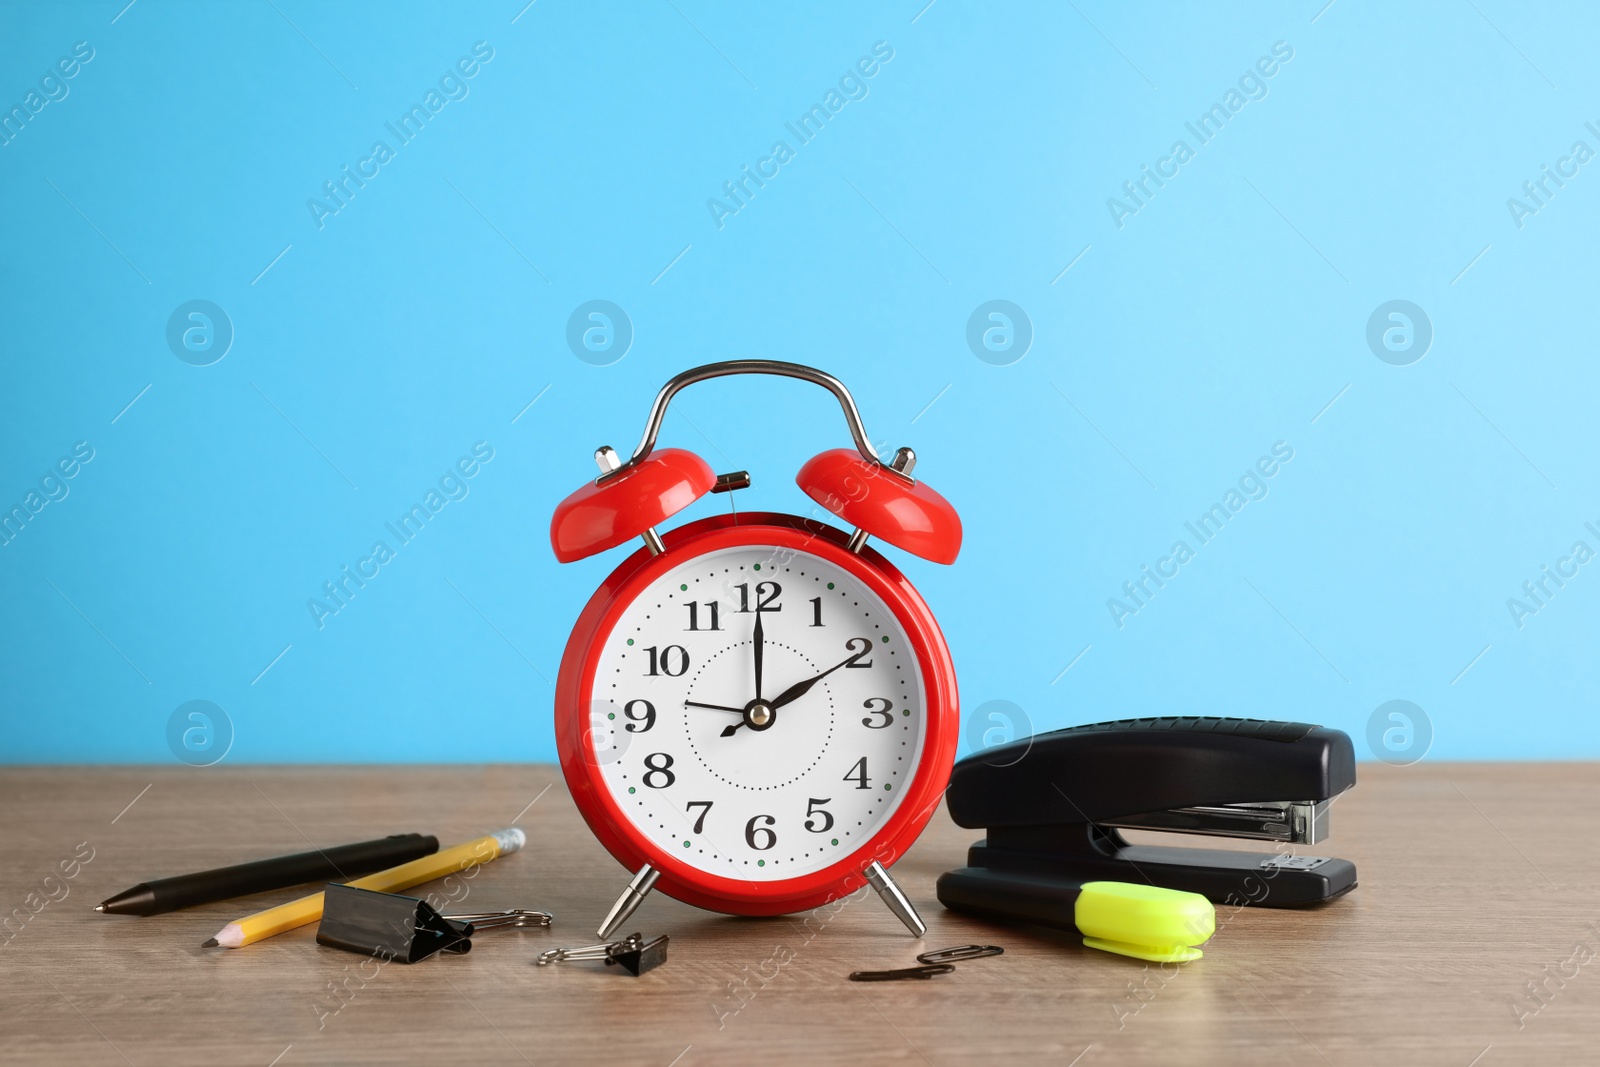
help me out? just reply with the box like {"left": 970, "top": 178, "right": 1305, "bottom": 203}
{"left": 1, "top": 764, "right": 1593, "bottom": 1066}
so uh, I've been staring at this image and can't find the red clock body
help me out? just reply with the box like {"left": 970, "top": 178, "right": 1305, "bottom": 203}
{"left": 555, "top": 512, "right": 959, "bottom": 916}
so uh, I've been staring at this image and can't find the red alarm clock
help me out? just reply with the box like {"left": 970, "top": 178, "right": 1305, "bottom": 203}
{"left": 551, "top": 361, "right": 961, "bottom": 939}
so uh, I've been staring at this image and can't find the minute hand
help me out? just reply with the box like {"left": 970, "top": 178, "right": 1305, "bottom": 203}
{"left": 768, "top": 652, "right": 859, "bottom": 711}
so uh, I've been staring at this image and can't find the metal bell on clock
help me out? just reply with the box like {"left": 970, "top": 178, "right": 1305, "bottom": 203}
{"left": 549, "top": 446, "right": 715, "bottom": 563}
{"left": 795, "top": 447, "right": 962, "bottom": 564}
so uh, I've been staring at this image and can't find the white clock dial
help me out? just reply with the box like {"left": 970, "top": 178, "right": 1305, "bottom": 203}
{"left": 587, "top": 544, "right": 928, "bottom": 880}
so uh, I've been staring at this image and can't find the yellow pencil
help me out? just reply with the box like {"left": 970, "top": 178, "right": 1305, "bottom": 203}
{"left": 203, "top": 828, "right": 525, "bottom": 948}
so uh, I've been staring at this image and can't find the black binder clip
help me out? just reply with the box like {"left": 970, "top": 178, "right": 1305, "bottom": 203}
{"left": 940, "top": 717, "right": 1359, "bottom": 917}
{"left": 537, "top": 932, "right": 669, "bottom": 976}
{"left": 317, "top": 883, "right": 552, "bottom": 963}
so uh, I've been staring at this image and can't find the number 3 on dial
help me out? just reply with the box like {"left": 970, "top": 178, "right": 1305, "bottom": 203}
{"left": 862, "top": 698, "right": 893, "bottom": 729}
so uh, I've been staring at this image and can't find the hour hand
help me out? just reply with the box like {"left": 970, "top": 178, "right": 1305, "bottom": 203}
{"left": 768, "top": 652, "right": 856, "bottom": 710}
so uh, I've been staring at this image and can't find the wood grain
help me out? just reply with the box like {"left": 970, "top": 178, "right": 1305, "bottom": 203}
{"left": 0, "top": 763, "right": 1594, "bottom": 1066}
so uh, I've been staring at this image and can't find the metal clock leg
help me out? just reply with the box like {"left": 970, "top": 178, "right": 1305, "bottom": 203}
{"left": 864, "top": 860, "right": 926, "bottom": 937}
{"left": 597, "top": 864, "right": 660, "bottom": 939}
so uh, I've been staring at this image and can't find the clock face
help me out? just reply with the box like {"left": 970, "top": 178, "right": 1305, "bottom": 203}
{"left": 585, "top": 543, "right": 928, "bottom": 881}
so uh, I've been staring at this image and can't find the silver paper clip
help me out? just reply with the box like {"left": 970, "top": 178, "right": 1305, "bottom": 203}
{"left": 916, "top": 944, "right": 1004, "bottom": 965}
{"left": 537, "top": 932, "right": 669, "bottom": 976}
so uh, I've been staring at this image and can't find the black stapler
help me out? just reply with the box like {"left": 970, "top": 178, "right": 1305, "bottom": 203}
{"left": 939, "top": 717, "right": 1357, "bottom": 920}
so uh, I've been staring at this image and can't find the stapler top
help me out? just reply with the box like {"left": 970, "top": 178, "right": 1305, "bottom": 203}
{"left": 947, "top": 716, "right": 1356, "bottom": 846}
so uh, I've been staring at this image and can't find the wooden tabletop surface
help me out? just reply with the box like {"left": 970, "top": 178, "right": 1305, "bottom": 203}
{"left": 0, "top": 763, "right": 1593, "bottom": 1066}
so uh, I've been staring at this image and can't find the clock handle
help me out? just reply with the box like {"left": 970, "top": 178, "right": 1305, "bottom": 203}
{"left": 864, "top": 860, "right": 927, "bottom": 938}
{"left": 608, "top": 360, "right": 902, "bottom": 483}
{"left": 597, "top": 864, "right": 660, "bottom": 940}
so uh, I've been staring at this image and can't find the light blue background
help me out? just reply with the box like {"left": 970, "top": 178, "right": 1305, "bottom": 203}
{"left": 2, "top": 0, "right": 1594, "bottom": 763}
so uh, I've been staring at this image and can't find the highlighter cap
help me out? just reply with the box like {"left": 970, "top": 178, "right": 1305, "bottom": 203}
{"left": 1074, "top": 881, "right": 1215, "bottom": 963}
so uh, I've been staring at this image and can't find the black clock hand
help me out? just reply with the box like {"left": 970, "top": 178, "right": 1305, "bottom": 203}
{"left": 752, "top": 607, "right": 764, "bottom": 703}
{"left": 767, "top": 650, "right": 860, "bottom": 711}
{"left": 719, "top": 651, "right": 856, "bottom": 737}
{"left": 684, "top": 700, "right": 746, "bottom": 715}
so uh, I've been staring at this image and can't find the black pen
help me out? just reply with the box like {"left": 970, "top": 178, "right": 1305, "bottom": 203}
{"left": 96, "top": 834, "right": 439, "bottom": 916}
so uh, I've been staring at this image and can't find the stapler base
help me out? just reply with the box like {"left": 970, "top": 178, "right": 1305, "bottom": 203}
{"left": 965, "top": 837, "right": 1357, "bottom": 908}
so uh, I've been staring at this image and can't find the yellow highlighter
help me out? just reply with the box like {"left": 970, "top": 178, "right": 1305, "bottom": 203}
{"left": 1074, "top": 881, "right": 1214, "bottom": 962}
{"left": 937, "top": 870, "right": 1215, "bottom": 962}
{"left": 203, "top": 828, "right": 525, "bottom": 949}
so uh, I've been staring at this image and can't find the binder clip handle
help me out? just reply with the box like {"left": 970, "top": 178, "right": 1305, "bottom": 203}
{"left": 444, "top": 910, "right": 553, "bottom": 932}
{"left": 537, "top": 932, "right": 669, "bottom": 976}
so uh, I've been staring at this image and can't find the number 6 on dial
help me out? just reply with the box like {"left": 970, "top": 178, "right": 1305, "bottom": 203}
{"left": 551, "top": 361, "right": 961, "bottom": 939}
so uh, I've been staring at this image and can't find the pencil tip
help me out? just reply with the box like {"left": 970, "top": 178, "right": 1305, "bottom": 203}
{"left": 202, "top": 938, "right": 218, "bottom": 948}
{"left": 93, "top": 904, "right": 105, "bottom": 913}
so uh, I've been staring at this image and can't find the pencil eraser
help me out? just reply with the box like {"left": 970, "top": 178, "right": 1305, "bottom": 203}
{"left": 1075, "top": 881, "right": 1214, "bottom": 962}
{"left": 492, "top": 827, "right": 526, "bottom": 854}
